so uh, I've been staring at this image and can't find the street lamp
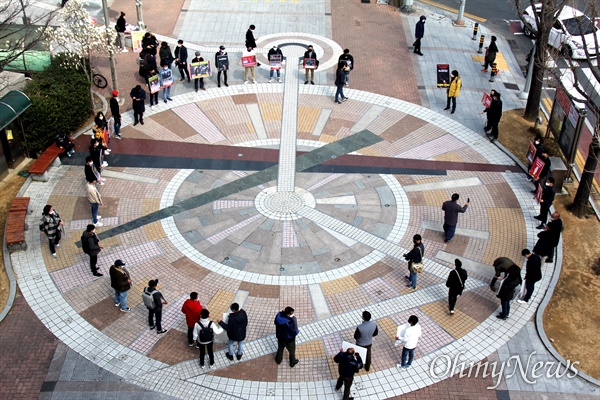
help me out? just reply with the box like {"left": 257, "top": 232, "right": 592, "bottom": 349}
{"left": 455, "top": 0, "right": 466, "bottom": 26}
{"left": 101, "top": 0, "right": 118, "bottom": 93}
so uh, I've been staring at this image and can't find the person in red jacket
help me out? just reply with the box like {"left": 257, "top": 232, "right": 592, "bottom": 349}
{"left": 181, "top": 292, "right": 202, "bottom": 346}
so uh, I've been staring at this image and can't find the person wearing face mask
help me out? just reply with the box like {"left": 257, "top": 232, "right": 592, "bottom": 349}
{"left": 159, "top": 63, "right": 174, "bottom": 103}
{"left": 242, "top": 46, "right": 258, "bottom": 84}
{"left": 159, "top": 41, "right": 174, "bottom": 70}
{"left": 174, "top": 39, "right": 190, "bottom": 83}
{"left": 444, "top": 70, "right": 462, "bottom": 114}
{"left": 527, "top": 135, "right": 544, "bottom": 181}
{"left": 109, "top": 91, "right": 122, "bottom": 139}
{"left": 303, "top": 45, "right": 318, "bottom": 85}
{"left": 533, "top": 150, "right": 552, "bottom": 193}
{"left": 403, "top": 234, "right": 425, "bottom": 290}
{"left": 130, "top": 84, "right": 146, "bottom": 126}
{"left": 413, "top": 16, "right": 426, "bottom": 56}
{"left": 543, "top": 212, "right": 562, "bottom": 263}
{"left": 81, "top": 224, "right": 104, "bottom": 277}
{"left": 84, "top": 155, "right": 101, "bottom": 184}
{"left": 39, "top": 205, "right": 64, "bottom": 258}
{"left": 338, "top": 48, "right": 354, "bottom": 86}
{"left": 191, "top": 51, "right": 206, "bottom": 92}
{"left": 215, "top": 46, "right": 229, "bottom": 88}
{"left": 147, "top": 66, "right": 159, "bottom": 108}
{"left": 482, "top": 91, "right": 502, "bottom": 142}
{"left": 274, "top": 306, "right": 299, "bottom": 367}
{"left": 94, "top": 111, "right": 107, "bottom": 131}
{"left": 268, "top": 45, "right": 284, "bottom": 83}
{"left": 534, "top": 176, "right": 555, "bottom": 229}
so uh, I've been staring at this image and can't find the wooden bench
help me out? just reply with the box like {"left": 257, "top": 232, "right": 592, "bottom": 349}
{"left": 29, "top": 144, "right": 65, "bottom": 182}
{"left": 6, "top": 197, "right": 31, "bottom": 253}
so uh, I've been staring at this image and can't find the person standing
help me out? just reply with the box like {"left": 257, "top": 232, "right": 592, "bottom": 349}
{"left": 496, "top": 264, "right": 522, "bottom": 320}
{"left": 115, "top": 12, "right": 127, "bottom": 52}
{"left": 334, "top": 62, "right": 348, "bottom": 104}
{"left": 483, "top": 91, "right": 502, "bottom": 142}
{"left": 218, "top": 302, "right": 248, "bottom": 361}
{"left": 147, "top": 67, "right": 159, "bottom": 109}
{"left": 544, "top": 212, "right": 563, "bottom": 263}
{"left": 413, "top": 16, "right": 426, "bottom": 56}
{"left": 81, "top": 224, "right": 103, "bottom": 276}
{"left": 109, "top": 260, "right": 131, "bottom": 312}
{"left": 527, "top": 135, "right": 544, "bottom": 181}
{"left": 181, "top": 292, "right": 202, "bottom": 346}
{"left": 274, "top": 306, "right": 299, "bottom": 367}
{"left": 215, "top": 46, "right": 229, "bottom": 88}
{"left": 338, "top": 49, "right": 354, "bottom": 86}
{"left": 141, "top": 32, "right": 158, "bottom": 56}
{"left": 159, "top": 63, "right": 174, "bottom": 103}
{"left": 268, "top": 45, "right": 284, "bottom": 83}
{"left": 144, "top": 279, "right": 168, "bottom": 334}
{"left": 84, "top": 156, "right": 101, "bottom": 185}
{"left": 87, "top": 181, "right": 103, "bottom": 226}
{"left": 490, "top": 257, "right": 518, "bottom": 290}
{"left": 404, "top": 234, "right": 424, "bottom": 290}
{"left": 245, "top": 24, "right": 257, "bottom": 49}
{"left": 159, "top": 41, "right": 174, "bottom": 69}
{"left": 535, "top": 176, "right": 555, "bottom": 229}
{"left": 109, "top": 90, "right": 122, "bottom": 139}
{"left": 242, "top": 46, "right": 257, "bottom": 84}
{"left": 482, "top": 36, "right": 498, "bottom": 72}
{"left": 533, "top": 150, "right": 552, "bottom": 193}
{"left": 333, "top": 347, "right": 363, "bottom": 400}
{"left": 441, "top": 193, "right": 469, "bottom": 242}
{"left": 396, "top": 315, "right": 422, "bottom": 369}
{"left": 174, "top": 40, "right": 190, "bottom": 82}
{"left": 193, "top": 309, "right": 223, "bottom": 369}
{"left": 444, "top": 70, "right": 462, "bottom": 114}
{"left": 446, "top": 258, "right": 468, "bottom": 314}
{"left": 39, "top": 205, "right": 63, "bottom": 258}
{"left": 303, "top": 45, "right": 318, "bottom": 85}
{"left": 191, "top": 51, "right": 206, "bottom": 92}
{"left": 353, "top": 311, "right": 378, "bottom": 371}
{"left": 517, "top": 249, "right": 542, "bottom": 304}
{"left": 130, "top": 85, "right": 146, "bottom": 126}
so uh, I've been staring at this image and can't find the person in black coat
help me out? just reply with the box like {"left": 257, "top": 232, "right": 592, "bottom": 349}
{"left": 56, "top": 132, "right": 75, "bottom": 157}
{"left": 115, "top": 12, "right": 127, "bottom": 51}
{"left": 527, "top": 135, "right": 544, "bottom": 181}
{"left": 82, "top": 224, "right": 103, "bottom": 276}
{"left": 130, "top": 85, "right": 146, "bottom": 126}
{"left": 544, "top": 212, "right": 563, "bottom": 263}
{"left": 414, "top": 16, "right": 426, "bottom": 56}
{"left": 334, "top": 348, "right": 363, "bottom": 400}
{"left": 89, "top": 138, "right": 107, "bottom": 177}
{"left": 159, "top": 42, "right": 174, "bottom": 69}
{"left": 141, "top": 32, "right": 158, "bottom": 56}
{"left": 483, "top": 91, "right": 502, "bottom": 142}
{"left": 535, "top": 176, "right": 555, "bottom": 228}
{"left": 482, "top": 36, "right": 499, "bottom": 72}
{"left": 245, "top": 24, "right": 257, "bottom": 49}
{"left": 446, "top": 259, "right": 468, "bottom": 314}
{"left": 533, "top": 150, "right": 552, "bottom": 192}
{"left": 338, "top": 49, "right": 354, "bottom": 86}
{"left": 404, "top": 234, "right": 424, "bottom": 290}
{"left": 517, "top": 249, "right": 542, "bottom": 303}
{"left": 303, "top": 45, "right": 318, "bottom": 84}
{"left": 334, "top": 63, "right": 347, "bottom": 104}
{"left": 268, "top": 46, "right": 284, "bottom": 83}
{"left": 174, "top": 39, "right": 190, "bottom": 82}
{"left": 218, "top": 302, "right": 248, "bottom": 361}
{"left": 496, "top": 264, "right": 522, "bottom": 320}
{"left": 84, "top": 156, "right": 99, "bottom": 184}
{"left": 215, "top": 46, "right": 229, "bottom": 88}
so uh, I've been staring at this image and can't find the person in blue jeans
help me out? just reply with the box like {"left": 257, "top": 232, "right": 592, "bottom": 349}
{"left": 158, "top": 64, "right": 173, "bottom": 103}
{"left": 218, "top": 302, "right": 248, "bottom": 361}
{"left": 396, "top": 315, "right": 422, "bottom": 369}
{"left": 109, "top": 260, "right": 131, "bottom": 312}
{"left": 334, "top": 63, "right": 348, "bottom": 104}
{"left": 404, "top": 234, "right": 424, "bottom": 290}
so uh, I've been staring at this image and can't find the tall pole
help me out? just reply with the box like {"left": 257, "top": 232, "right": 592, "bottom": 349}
{"left": 455, "top": 0, "right": 466, "bottom": 26}
{"left": 135, "top": 0, "right": 146, "bottom": 30}
{"left": 519, "top": 42, "right": 536, "bottom": 99}
{"left": 101, "top": 0, "right": 119, "bottom": 93}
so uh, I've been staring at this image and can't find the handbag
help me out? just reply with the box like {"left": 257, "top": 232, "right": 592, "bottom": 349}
{"left": 410, "top": 247, "right": 424, "bottom": 273}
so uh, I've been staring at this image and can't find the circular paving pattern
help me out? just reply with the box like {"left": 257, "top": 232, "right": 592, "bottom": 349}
{"left": 255, "top": 187, "right": 316, "bottom": 220}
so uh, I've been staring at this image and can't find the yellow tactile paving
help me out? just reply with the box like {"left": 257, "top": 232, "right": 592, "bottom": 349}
{"left": 327, "top": 357, "right": 338, "bottom": 378}
{"left": 319, "top": 134, "right": 337, "bottom": 144}
{"left": 357, "top": 146, "right": 384, "bottom": 157}
{"left": 414, "top": 177, "right": 440, "bottom": 184}
{"left": 144, "top": 221, "right": 166, "bottom": 242}
{"left": 433, "top": 151, "right": 464, "bottom": 162}
{"left": 141, "top": 199, "right": 160, "bottom": 216}
{"left": 245, "top": 121, "right": 256, "bottom": 134}
{"left": 206, "top": 289, "right": 236, "bottom": 318}
{"left": 422, "top": 189, "right": 449, "bottom": 207}
{"left": 296, "top": 339, "right": 325, "bottom": 358}
{"left": 472, "top": 53, "right": 509, "bottom": 71}
{"left": 420, "top": 301, "right": 479, "bottom": 339}
{"left": 297, "top": 106, "right": 320, "bottom": 133}
{"left": 259, "top": 101, "right": 283, "bottom": 121}
{"left": 320, "top": 276, "right": 360, "bottom": 296}
{"left": 377, "top": 317, "right": 398, "bottom": 342}
{"left": 482, "top": 207, "right": 525, "bottom": 265}
{"left": 129, "top": 276, "right": 153, "bottom": 307}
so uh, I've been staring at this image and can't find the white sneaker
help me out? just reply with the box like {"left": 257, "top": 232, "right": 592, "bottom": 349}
{"left": 52, "top": 253, "right": 57, "bottom": 258}
{"left": 55, "top": 244, "right": 60, "bottom": 248}
{"left": 516, "top": 299, "right": 527, "bottom": 304}
{"left": 105, "top": 149, "right": 111, "bottom": 154}
{"left": 102, "top": 161, "right": 108, "bottom": 167}
{"left": 253, "top": 80, "right": 257, "bottom": 84}
{"left": 100, "top": 181, "right": 106, "bottom": 185}
{"left": 95, "top": 221, "right": 104, "bottom": 227}
{"left": 244, "top": 80, "right": 249, "bottom": 85}
{"left": 278, "top": 79, "right": 281, "bottom": 83}
{"left": 97, "top": 215, "right": 102, "bottom": 219}
{"left": 121, "top": 48, "right": 129, "bottom": 53}
{"left": 269, "top": 79, "right": 273, "bottom": 83}
{"left": 210, "top": 365, "right": 216, "bottom": 370}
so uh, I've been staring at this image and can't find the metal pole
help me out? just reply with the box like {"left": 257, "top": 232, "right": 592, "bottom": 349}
{"left": 518, "top": 42, "right": 536, "bottom": 100}
{"left": 101, "top": 0, "right": 118, "bottom": 93}
{"left": 565, "top": 108, "right": 588, "bottom": 181}
{"left": 455, "top": 0, "right": 466, "bottom": 26}
{"left": 135, "top": 0, "right": 146, "bottom": 30}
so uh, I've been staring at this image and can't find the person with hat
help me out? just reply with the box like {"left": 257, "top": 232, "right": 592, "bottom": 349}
{"left": 414, "top": 16, "right": 426, "bottom": 56}
{"left": 109, "top": 260, "right": 132, "bottom": 312}
{"left": 446, "top": 259, "right": 468, "bottom": 314}
{"left": 109, "top": 90, "right": 122, "bottom": 139}
{"left": 191, "top": 51, "right": 206, "bottom": 92}
{"left": 144, "top": 279, "right": 168, "bottom": 334}
{"left": 215, "top": 45, "right": 229, "bottom": 88}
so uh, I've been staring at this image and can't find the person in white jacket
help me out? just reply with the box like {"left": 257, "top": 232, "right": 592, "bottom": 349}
{"left": 242, "top": 46, "right": 257, "bottom": 84}
{"left": 395, "top": 315, "right": 422, "bottom": 369}
{"left": 193, "top": 309, "right": 224, "bottom": 369}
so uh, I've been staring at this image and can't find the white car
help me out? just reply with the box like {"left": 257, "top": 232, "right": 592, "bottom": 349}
{"left": 521, "top": 4, "right": 599, "bottom": 59}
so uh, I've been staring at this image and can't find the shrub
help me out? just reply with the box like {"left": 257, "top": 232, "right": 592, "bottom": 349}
{"left": 21, "top": 54, "right": 92, "bottom": 155}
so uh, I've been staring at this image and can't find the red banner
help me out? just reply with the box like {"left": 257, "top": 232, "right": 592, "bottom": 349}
{"left": 481, "top": 92, "right": 492, "bottom": 108}
{"left": 241, "top": 55, "right": 257, "bottom": 67}
{"left": 529, "top": 157, "right": 545, "bottom": 181}
{"left": 526, "top": 142, "right": 537, "bottom": 164}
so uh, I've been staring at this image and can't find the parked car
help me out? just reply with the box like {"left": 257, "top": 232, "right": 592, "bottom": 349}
{"left": 521, "top": 4, "right": 600, "bottom": 59}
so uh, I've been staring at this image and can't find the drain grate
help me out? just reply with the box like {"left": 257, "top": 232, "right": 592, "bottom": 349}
{"left": 503, "top": 82, "right": 520, "bottom": 91}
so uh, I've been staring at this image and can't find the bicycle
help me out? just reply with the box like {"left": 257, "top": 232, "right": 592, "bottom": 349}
{"left": 93, "top": 72, "right": 108, "bottom": 89}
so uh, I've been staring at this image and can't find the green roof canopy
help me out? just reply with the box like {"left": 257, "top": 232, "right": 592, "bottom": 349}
{"left": 0, "top": 90, "right": 31, "bottom": 130}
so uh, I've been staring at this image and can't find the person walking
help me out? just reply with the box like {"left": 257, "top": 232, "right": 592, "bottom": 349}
{"left": 274, "top": 306, "right": 299, "bottom": 367}
{"left": 55, "top": 132, "right": 75, "bottom": 157}
{"left": 215, "top": 46, "right": 229, "bottom": 88}
{"left": 404, "top": 234, "right": 424, "bottom": 290}
{"left": 544, "top": 212, "right": 563, "bottom": 263}
{"left": 446, "top": 258, "right": 468, "bottom": 314}
{"left": 245, "top": 24, "right": 257, "bottom": 49}
{"left": 81, "top": 224, "right": 103, "bottom": 276}
{"left": 444, "top": 70, "right": 462, "bottom": 114}
{"left": 115, "top": 12, "right": 127, "bottom": 52}
{"left": 334, "top": 62, "right": 348, "bottom": 104}
{"left": 109, "top": 91, "right": 122, "bottom": 139}
{"left": 496, "top": 264, "right": 522, "bottom": 320}
{"left": 333, "top": 347, "right": 363, "bottom": 400}
{"left": 490, "top": 257, "right": 519, "bottom": 290}
{"left": 181, "top": 292, "right": 202, "bottom": 346}
{"left": 353, "top": 311, "right": 378, "bottom": 371}
{"left": 534, "top": 176, "right": 555, "bottom": 229}
{"left": 338, "top": 49, "right": 354, "bottom": 86}
{"left": 191, "top": 51, "right": 206, "bottom": 92}
{"left": 242, "top": 46, "right": 257, "bottom": 84}
{"left": 174, "top": 40, "right": 190, "bottom": 82}
{"left": 87, "top": 181, "right": 103, "bottom": 226}
{"left": 130, "top": 85, "right": 146, "bottom": 126}
{"left": 268, "top": 45, "right": 284, "bottom": 83}
{"left": 159, "top": 63, "right": 174, "bottom": 103}
{"left": 303, "top": 45, "right": 318, "bottom": 85}
{"left": 413, "top": 16, "right": 426, "bottom": 56}
{"left": 218, "top": 302, "right": 248, "bottom": 361}
{"left": 482, "top": 36, "right": 498, "bottom": 72}
{"left": 483, "top": 91, "right": 502, "bottom": 142}
{"left": 193, "top": 309, "right": 223, "bottom": 369}
{"left": 109, "top": 260, "right": 131, "bottom": 312}
{"left": 159, "top": 41, "right": 174, "bottom": 69}
{"left": 396, "top": 315, "right": 422, "bottom": 369}
{"left": 143, "top": 279, "right": 168, "bottom": 334}
{"left": 39, "top": 205, "right": 63, "bottom": 258}
{"left": 441, "top": 193, "right": 469, "bottom": 242}
{"left": 517, "top": 249, "right": 542, "bottom": 304}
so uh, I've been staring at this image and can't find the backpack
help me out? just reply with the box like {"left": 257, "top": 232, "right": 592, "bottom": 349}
{"left": 142, "top": 288, "right": 158, "bottom": 309}
{"left": 198, "top": 321, "right": 214, "bottom": 342}
{"left": 81, "top": 233, "right": 90, "bottom": 254}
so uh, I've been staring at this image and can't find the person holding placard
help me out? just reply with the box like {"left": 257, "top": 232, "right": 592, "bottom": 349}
{"left": 242, "top": 46, "right": 257, "bottom": 84}
{"left": 303, "top": 45, "right": 318, "bottom": 85}
{"left": 218, "top": 302, "right": 248, "bottom": 361}
{"left": 147, "top": 67, "right": 160, "bottom": 108}
{"left": 395, "top": 315, "right": 422, "bottom": 369}
{"left": 483, "top": 91, "right": 502, "bottom": 142}
{"left": 268, "top": 45, "right": 284, "bottom": 83}
{"left": 215, "top": 46, "right": 229, "bottom": 88}
{"left": 159, "top": 63, "right": 174, "bottom": 103}
{"left": 191, "top": 51, "right": 206, "bottom": 92}
{"left": 333, "top": 348, "right": 363, "bottom": 400}
{"left": 338, "top": 49, "right": 354, "bottom": 86}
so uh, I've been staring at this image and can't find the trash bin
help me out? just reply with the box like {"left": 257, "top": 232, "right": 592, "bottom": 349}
{"left": 549, "top": 156, "right": 567, "bottom": 193}
{"left": 124, "top": 35, "right": 133, "bottom": 49}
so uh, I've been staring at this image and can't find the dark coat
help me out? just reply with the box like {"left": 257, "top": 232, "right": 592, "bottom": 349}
{"left": 404, "top": 242, "right": 424, "bottom": 263}
{"left": 268, "top": 48, "right": 283, "bottom": 61}
{"left": 497, "top": 268, "right": 522, "bottom": 300}
{"left": 89, "top": 145, "right": 104, "bottom": 169}
{"left": 174, "top": 45, "right": 188, "bottom": 64}
{"left": 130, "top": 87, "right": 146, "bottom": 113}
{"left": 82, "top": 231, "right": 101, "bottom": 256}
{"left": 85, "top": 163, "right": 98, "bottom": 183}
{"left": 539, "top": 156, "right": 552, "bottom": 180}
{"left": 335, "top": 69, "right": 346, "bottom": 87}
{"left": 415, "top": 18, "right": 426, "bottom": 38}
{"left": 334, "top": 351, "right": 363, "bottom": 378}
{"left": 109, "top": 97, "right": 121, "bottom": 121}
{"left": 109, "top": 266, "right": 131, "bottom": 292}
{"left": 338, "top": 53, "right": 354, "bottom": 70}
{"left": 546, "top": 218, "right": 563, "bottom": 247}
{"left": 159, "top": 44, "right": 174, "bottom": 65}
{"left": 115, "top": 16, "right": 126, "bottom": 32}
{"left": 215, "top": 51, "right": 229, "bottom": 70}
{"left": 484, "top": 98, "right": 503, "bottom": 123}
{"left": 533, "top": 230, "right": 553, "bottom": 257}
{"left": 446, "top": 267, "right": 468, "bottom": 295}
{"left": 524, "top": 254, "right": 542, "bottom": 283}
{"left": 218, "top": 309, "right": 248, "bottom": 341}
{"left": 274, "top": 311, "right": 298, "bottom": 343}
{"left": 486, "top": 41, "right": 499, "bottom": 62}
{"left": 541, "top": 185, "right": 556, "bottom": 205}
{"left": 141, "top": 35, "right": 158, "bottom": 55}
{"left": 245, "top": 29, "right": 257, "bottom": 48}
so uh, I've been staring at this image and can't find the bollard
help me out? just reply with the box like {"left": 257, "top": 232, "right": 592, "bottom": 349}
{"left": 472, "top": 23, "right": 479, "bottom": 40}
{"left": 477, "top": 35, "right": 485, "bottom": 53}
{"left": 489, "top": 62, "right": 498, "bottom": 82}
